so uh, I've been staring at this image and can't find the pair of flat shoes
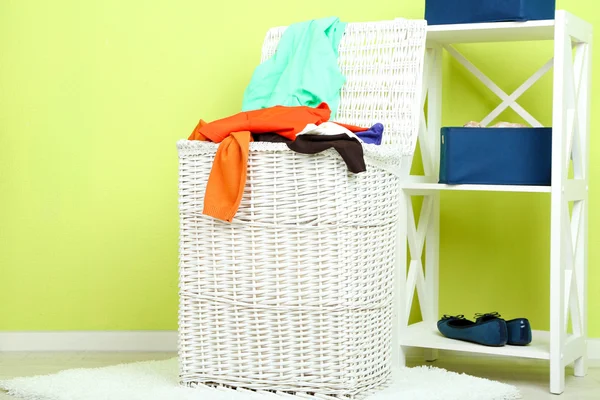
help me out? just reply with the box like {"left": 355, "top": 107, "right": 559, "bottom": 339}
{"left": 437, "top": 312, "right": 532, "bottom": 347}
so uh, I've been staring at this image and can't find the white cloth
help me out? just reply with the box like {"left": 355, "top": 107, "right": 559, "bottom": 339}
{"left": 463, "top": 121, "right": 528, "bottom": 128}
{"left": 297, "top": 122, "right": 363, "bottom": 142}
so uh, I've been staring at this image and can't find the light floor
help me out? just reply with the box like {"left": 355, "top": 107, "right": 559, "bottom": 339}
{"left": 0, "top": 352, "right": 599, "bottom": 399}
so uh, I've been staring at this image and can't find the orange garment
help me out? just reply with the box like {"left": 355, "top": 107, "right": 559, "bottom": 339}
{"left": 188, "top": 103, "right": 367, "bottom": 222}
{"left": 202, "top": 130, "right": 253, "bottom": 221}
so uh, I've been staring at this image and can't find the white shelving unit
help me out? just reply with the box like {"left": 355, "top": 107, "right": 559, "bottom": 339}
{"left": 397, "top": 10, "right": 593, "bottom": 394}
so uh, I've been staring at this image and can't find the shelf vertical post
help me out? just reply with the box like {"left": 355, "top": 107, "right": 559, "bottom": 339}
{"left": 423, "top": 45, "right": 443, "bottom": 362}
{"left": 395, "top": 190, "right": 409, "bottom": 370}
{"left": 549, "top": 10, "right": 569, "bottom": 395}
{"left": 570, "top": 15, "right": 592, "bottom": 380}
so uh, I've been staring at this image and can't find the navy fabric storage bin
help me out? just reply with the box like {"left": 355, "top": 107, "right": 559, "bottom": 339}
{"left": 439, "top": 127, "right": 552, "bottom": 186}
{"left": 425, "top": 0, "right": 556, "bottom": 25}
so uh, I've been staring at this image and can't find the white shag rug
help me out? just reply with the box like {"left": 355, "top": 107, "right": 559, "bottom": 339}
{"left": 0, "top": 358, "right": 521, "bottom": 400}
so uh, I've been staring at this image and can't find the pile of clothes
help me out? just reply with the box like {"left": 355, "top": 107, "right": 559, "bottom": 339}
{"left": 188, "top": 17, "right": 384, "bottom": 222}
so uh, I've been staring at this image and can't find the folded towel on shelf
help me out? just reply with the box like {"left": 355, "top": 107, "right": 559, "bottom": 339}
{"left": 464, "top": 121, "right": 528, "bottom": 128}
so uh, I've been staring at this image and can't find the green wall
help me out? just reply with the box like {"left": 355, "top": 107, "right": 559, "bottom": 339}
{"left": 0, "top": 0, "right": 598, "bottom": 334}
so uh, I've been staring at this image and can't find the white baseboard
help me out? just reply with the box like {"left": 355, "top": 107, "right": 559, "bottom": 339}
{"left": 588, "top": 338, "right": 600, "bottom": 360}
{"left": 1, "top": 331, "right": 599, "bottom": 360}
{"left": 0, "top": 331, "right": 178, "bottom": 352}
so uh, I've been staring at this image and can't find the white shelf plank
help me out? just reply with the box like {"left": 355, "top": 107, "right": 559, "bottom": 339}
{"left": 401, "top": 321, "right": 550, "bottom": 360}
{"left": 427, "top": 19, "right": 555, "bottom": 44}
{"left": 402, "top": 182, "right": 552, "bottom": 193}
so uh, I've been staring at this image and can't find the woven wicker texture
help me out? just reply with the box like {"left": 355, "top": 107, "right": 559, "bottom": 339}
{"left": 262, "top": 20, "right": 426, "bottom": 152}
{"left": 178, "top": 19, "right": 426, "bottom": 398}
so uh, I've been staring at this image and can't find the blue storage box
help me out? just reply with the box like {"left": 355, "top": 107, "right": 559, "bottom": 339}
{"left": 439, "top": 127, "right": 552, "bottom": 186}
{"left": 425, "top": 0, "right": 556, "bottom": 25}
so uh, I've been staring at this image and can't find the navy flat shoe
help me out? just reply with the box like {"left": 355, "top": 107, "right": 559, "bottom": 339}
{"left": 475, "top": 312, "right": 532, "bottom": 346}
{"left": 437, "top": 314, "right": 507, "bottom": 347}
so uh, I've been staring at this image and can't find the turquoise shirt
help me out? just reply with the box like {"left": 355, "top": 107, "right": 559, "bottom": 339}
{"left": 242, "top": 17, "right": 347, "bottom": 118}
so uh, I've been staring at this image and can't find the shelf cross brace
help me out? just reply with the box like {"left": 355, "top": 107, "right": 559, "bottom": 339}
{"left": 404, "top": 195, "right": 434, "bottom": 324}
{"left": 444, "top": 45, "right": 553, "bottom": 127}
{"left": 559, "top": 38, "right": 589, "bottom": 342}
{"left": 550, "top": 12, "right": 592, "bottom": 392}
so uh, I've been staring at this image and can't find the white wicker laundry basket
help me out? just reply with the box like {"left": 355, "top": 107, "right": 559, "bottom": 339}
{"left": 178, "top": 19, "right": 426, "bottom": 398}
